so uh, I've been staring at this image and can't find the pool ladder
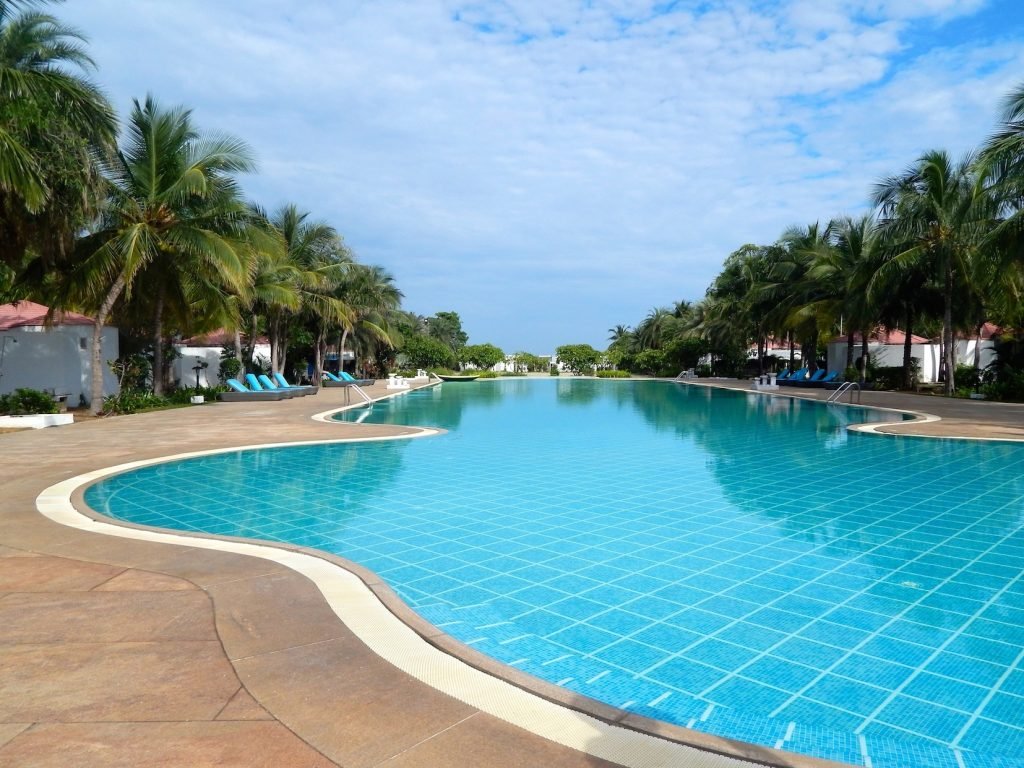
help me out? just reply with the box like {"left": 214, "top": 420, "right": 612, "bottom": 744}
{"left": 826, "top": 381, "right": 861, "bottom": 404}
{"left": 350, "top": 384, "right": 373, "bottom": 404}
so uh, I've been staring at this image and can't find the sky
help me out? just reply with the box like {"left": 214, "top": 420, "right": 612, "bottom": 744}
{"left": 61, "top": 1, "right": 1024, "bottom": 353}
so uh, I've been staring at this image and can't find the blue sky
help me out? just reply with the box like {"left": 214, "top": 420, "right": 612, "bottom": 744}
{"left": 62, "top": 1, "right": 1024, "bottom": 353}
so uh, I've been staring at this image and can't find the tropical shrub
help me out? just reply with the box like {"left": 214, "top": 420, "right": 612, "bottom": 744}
{"left": 462, "top": 343, "right": 504, "bottom": 371}
{"left": 166, "top": 386, "right": 224, "bottom": 404}
{"left": 695, "top": 365, "right": 712, "bottom": 378}
{"left": 596, "top": 370, "right": 630, "bottom": 378}
{"left": 549, "top": 365, "right": 560, "bottom": 376}
{"left": 871, "top": 366, "right": 906, "bottom": 390}
{"left": 402, "top": 335, "right": 457, "bottom": 370}
{"left": 984, "top": 366, "right": 1024, "bottom": 402}
{"left": 219, "top": 348, "right": 242, "bottom": 381}
{"left": 475, "top": 370, "right": 498, "bottom": 378}
{"left": 556, "top": 344, "right": 600, "bottom": 375}
{"left": 0, "top": 388, "right": 59, "bottom": 415}
{"left": 101, "top": 390, "right": 167, "bottom": 415}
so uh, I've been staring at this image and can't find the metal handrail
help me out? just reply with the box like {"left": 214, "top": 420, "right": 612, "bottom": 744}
{"left": 826, "top": 381, "right": 861, "bottom": 404}
{"left": 350, "top": 383, "right": 374, "bottom": 404}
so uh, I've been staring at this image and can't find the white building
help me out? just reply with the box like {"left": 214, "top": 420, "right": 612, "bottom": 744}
{"left": 173, "top": 329, "right": 270, "bottom": 387}
{"left": 828, "top": 326, "right": 1000, "bottom": 384}
{"left": 0, "top": 301, "right": 119, "bottom": 406}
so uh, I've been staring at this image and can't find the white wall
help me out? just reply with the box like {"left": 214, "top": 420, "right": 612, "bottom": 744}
{"left": 957, "top": 339, "right": 997, "bottom": 371}
{"left": 827, "top": 342, "right": 942, "bottom": 382}
{"left": 173, "top": 342, "right": 272, "bottom": 386}
{"left": 0, "top": 325, "right": 119, "bottom": 406}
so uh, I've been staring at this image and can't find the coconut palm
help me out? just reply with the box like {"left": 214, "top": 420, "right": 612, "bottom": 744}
{"left": 331, "top": 263, "right": 402, "bottom": 380}
{"left": 0, "top": 0, "right": 115, "bottom": 270}
{"left": 872, "top": 150, "right": 995, "bottom": 395}
{"left": 262, "top": 203, "right": 351, "bottom": 379}
{"left": 72, "top": 96, "right": 256, "bottom": 413}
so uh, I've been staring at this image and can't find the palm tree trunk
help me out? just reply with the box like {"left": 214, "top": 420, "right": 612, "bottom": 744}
{"left": 246, "top": 316, "right": 258, "bottom": 373}
{"left": 860, "top": 328, "right": 869, "bottom": 384}
{"left": 269, "top": 316, "right": 279, "bottom": 373}
{"left": 340, "top": 328, "right": 350, "bottom": 373}
{"left": 89, "top": 274, "right": 127, "bottom": 415}
{"left": 152, "top": 285, "right": 165, "bottom": 396}
{"left": 314, "top": 326, "right": 326, "bottom": 385}
{"left": 973, "top": 323, "right": 983, "bottom": 370}
{"left": 788, "top": 330, "right": 795, "bottom": 369}
{"left": 902, "top": 312, "right": 914, "bottom": 390}
{"left": 233, "top": 329, "right": 243, "bottom": 377}
{"left": 943, "top": 262, "right": 955, "bottom": 396}
{"left": 846, "top": 333, "right": 855, "bottom": 373}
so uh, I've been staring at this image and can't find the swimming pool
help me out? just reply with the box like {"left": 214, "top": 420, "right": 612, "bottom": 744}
{"left": 85, "top": 380, "right": 1024, "bottom": 768}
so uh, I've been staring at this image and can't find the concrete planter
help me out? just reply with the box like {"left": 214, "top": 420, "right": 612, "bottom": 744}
{"left": 0, "top": 413, "right": 74, "bottom": 429}
{"left": 190, "top": 395, "right": 205, "bottom": 404}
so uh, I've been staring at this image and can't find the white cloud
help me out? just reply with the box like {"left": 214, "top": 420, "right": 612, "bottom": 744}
{"left": 60, "top": 0, "right": 1022, "bottom": 350}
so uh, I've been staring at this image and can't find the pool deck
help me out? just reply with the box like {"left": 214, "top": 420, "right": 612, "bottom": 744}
{"left": 1, "top": 378, "right": 1022, "bottom": 766}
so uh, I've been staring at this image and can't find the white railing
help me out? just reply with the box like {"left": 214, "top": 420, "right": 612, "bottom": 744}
{"left": 350, "top": 383, "right": 374, "bottom": 404}
{"left": 826, "top": 381, "right": 861, "bottom": 404}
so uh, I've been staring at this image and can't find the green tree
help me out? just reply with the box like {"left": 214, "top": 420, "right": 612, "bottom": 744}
{"left": 71, "top": 96, "right": 256, "bottom": 412}
{"left": 556, "top": 343, "right": 600, "bottom": 375}
{"left": 401, "top": 334, "right": 455, "bottom": 370}
{"left": 463, "top": 342, "right": 504, "bottom": 371}
{"left": 336, "top": 263, "right": 402, "bottom": 378}
{"left": 873, "top": 150, "right": 994, "bottom": 395}
{"left": 0, "top": 0, "right": 116, "bottom": 278}
{"left": 426, "top": 310, "right": 468, "bottom": 361}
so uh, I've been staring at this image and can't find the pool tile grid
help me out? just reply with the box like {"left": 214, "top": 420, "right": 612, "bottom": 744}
{"left": 90, "top": 444, "right": 1024, "bottom": 757}
{"left": 97, "top": 456, "right": 1024, "bottom": 765}
{"left": 85, "top": 383, "right": 1024, "bottom": 767}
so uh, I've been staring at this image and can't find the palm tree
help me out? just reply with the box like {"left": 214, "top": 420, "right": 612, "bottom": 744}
{"left": 872, "top": 150, "right": 994, "bottom": 395}
{"left": 263, "top": 203, "right": 350, "bottom": 379}
{"left": 0, "top": 0, "right": 115, "bottom": 271}
{"left": 332, "top": 263, "right": 402, "bottom": 380}
{"left": 72, "top": 96, "right": 256, "bottom": 413}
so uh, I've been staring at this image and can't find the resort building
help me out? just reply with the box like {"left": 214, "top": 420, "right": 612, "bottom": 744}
{"left": 0, "top": 300, "right": 119, "bottom": 406}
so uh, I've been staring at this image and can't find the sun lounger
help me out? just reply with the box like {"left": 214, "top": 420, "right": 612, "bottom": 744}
{"left": 778, "top": 367, "right": 808, "bottom": 386}
{"left": 217, "top": 378, "right": 290, "bottom": 402}
{"left": 322, "top": 371, "right": 357, "bottom": 388}
{"left": 256, "top": 373, "right": 306, "bottom": 398}
{"left": 337, "top": 370, "right": 375, "bottom": 386}
{"left": 271, "top": 371, "right": 316, "bottom": 395}
{"left": 808, "top": 369, "right": 827, "bottom": 382}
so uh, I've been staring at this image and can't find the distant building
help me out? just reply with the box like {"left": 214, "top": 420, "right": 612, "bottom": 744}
{"left": 0, "top": 301, "right": 119, "bottom": 406}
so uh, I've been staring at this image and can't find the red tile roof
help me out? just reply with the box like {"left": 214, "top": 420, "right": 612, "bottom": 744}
{"left": 0, "top": 300, "right": 95, "bottom": 331}
{"left": 833, "top": 328, "right": 929, "bottom": 345}
{"left": 180, "top": 329, "right": 269, "bottom": 346}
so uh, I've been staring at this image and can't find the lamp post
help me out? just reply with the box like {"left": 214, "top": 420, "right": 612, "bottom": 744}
{"left": 0, "top": 335, "right": 17, "bottom": 388}
{"left": 192, "top": 358, "right": 204, "bottom": 388}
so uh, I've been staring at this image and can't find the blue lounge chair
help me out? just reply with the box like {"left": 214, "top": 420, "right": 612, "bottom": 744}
{"left": 245, "top": 373, "right": 265, "bottom": 391}
{"left": 218, "top": 378, "right": 290, "bottom": 402}
{"left": 821, "top": 370, "right": 839, "bottom": 383}
{"left": 322, "top": 371, "right": 356, "bottom": 388}
{"left": 776, "top": 369, "right": 792, "bottom": 381}
{"left": 338, "top": 370, "right": 375, "bottom": 386}
{"left": 778, "top": 367, "right": 808, "bottom": 386}
{"left": 271, "top": 371, "right": 316, "bottom": 395}
{"left": 257, "top": 374, "right": 305, "bottom": 398}
{"left": 808, "top": 369, "right": 827, "bottom": 382}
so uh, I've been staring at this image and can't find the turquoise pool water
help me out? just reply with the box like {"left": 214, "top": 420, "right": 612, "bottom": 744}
{"left": 85, "top": 380, "right": 1024, "bottom": 767}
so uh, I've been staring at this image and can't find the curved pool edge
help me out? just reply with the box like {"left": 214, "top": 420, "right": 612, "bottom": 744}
{"left": 36, "top": 436, "right": 855, "bottom": 768}
{"left": 678, "top": 378, "right": 1024, "bottom": 443}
